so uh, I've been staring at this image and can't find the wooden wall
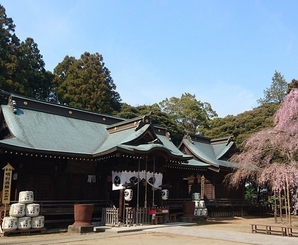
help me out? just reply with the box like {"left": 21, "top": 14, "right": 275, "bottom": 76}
{"left": 0, "top": 154, "right": 244, "bottom": 205}
{"left": 0, "top": 156, "right": 106, "bottom": 202}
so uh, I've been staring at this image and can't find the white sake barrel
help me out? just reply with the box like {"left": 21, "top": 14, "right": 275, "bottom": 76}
{"left": 19, "top": 191, "right": 34, "bottom": 204}
{"left": 32, "top": 216, "right": 45, "bottom": 228}
{"left": 2, "top": 217, "right": 18, "bottom": 231}
{"left": 192, "top": 192, "right": 200, "bottom": 201}
{"left": 9, "top": 203, "right": 25, "bottom": 217}
{"left": 195, "top": 208, "right": 202, "bottom": 216}
{"left": 194, "top": 201, "right": 199, "bottom": 208}
{"left": 26, "top": 203, "right": 40, "bottom": 217}
{"left": 202, "top": 208, "right": 208, "bottom": 216}
{"left": 198, "top": 200, "right": 205, "bottom": 208}
{"left": 18, "top": 216, "right": 31, "bottom": 229}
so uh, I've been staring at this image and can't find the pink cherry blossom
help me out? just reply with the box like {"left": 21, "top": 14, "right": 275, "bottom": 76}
{"left": 227, "top": 89, "right": 298, "bottom": 222}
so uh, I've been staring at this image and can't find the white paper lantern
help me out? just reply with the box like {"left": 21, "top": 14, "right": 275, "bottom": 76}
{"left": 161, "top": 189, "right": 169, "bottom": 200}
{"left": 124, "top": 189, "right": 133, "bottom": 201}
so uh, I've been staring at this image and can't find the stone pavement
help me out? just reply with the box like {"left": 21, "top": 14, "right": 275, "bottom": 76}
{"left": 0, "top": 222, "right": 297, "bottom": 245}
{"left": 149, "top": 224, "right": 297, "bottom": 245}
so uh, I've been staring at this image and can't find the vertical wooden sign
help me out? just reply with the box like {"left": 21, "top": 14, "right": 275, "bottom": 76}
{"left": 200, "top": 175, "right": 205, "bottom": 200}
{"left": 2, "top": 163, "right": 14, "bottom": 204}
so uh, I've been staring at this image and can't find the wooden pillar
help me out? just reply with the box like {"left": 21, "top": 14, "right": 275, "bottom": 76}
{"left": 144, "top": 157, "right": 148, "bottom": 208}
{"left": 152, "top": 157, "right": 155, "bottom": 207}
{"left": 119, "top": 189, "right": 123, "bottom": 219}
{"left": 137, "top": 159, "right": 140, "bottom": 209}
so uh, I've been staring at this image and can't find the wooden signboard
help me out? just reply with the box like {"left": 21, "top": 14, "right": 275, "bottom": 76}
{"left": 201, "top": 175, "right": 205, "bottom": 200}
{"left": 2, "top": 163, "right": 14, "bottom": 204}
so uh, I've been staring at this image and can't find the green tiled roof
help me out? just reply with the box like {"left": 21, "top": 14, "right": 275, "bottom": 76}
{"left": 1, "top": 105, "right": 108, "bottom": 156}
{"left": 94, "top": 126, "right": 193, "bottom": 161}
{"left": 0, "top": 93, "right": 233, "bottom": 167}
{"left": 184, "top": 158, "right": 210, "bottom": 167}
{"left": 211, "top": 138, "right": 234, "bottom": 159}
{"left": 93, "top": 125, "right": 151, "bottom": 155}
{"left": 156, "top": 134, "right": 193, "bottom": 160}
{"left": 0, "top": 101, "right": 192, "bottom": 162}
{"left": 181, "top": 136, "right": 235, "bottom": 169}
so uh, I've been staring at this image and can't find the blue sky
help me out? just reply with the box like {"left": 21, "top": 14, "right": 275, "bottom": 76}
{"left": 2, "top": 1, "right": 298, "bottom": 117}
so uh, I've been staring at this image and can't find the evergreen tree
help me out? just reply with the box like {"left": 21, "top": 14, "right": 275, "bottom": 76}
{"left": 0, "top": 4, "right": 20, "bottom": 93}
{"left": 116, "top": 103, "right": 184, "bottom": 146}
{"left": 201, "top": 103, "right": 279, "bottom": 148}
{"left": 159, "top": 93, "right": 217, "bottom": 135}
{"left": 18, "top": 38, "right": 54, "bottom": 99}
{"left": 257, "top": 71, "right": 288, "bottom": 105}
{"left": 0, "top": 5, "right": 53, "bottom": 100}
{"left": 53, "top": 52, "right": 121, "bottom": 114}
{"left": 287, "top": 79, "right": 298, "bottom": 94}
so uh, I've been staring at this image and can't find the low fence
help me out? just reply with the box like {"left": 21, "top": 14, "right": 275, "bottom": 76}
{"left": 135, "top": 207, "right": 150, "bottom": 225}
{"left": 102, "top": 207, "right": 119, "bottom": 226}
{"left": 102, "top": 206, "right": 168, "bottom": 226}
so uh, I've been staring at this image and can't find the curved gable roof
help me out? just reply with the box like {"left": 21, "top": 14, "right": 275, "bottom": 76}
{"left": 94, "top": 123, "right": 192, "bottom": 161}
{"left": 180, "top": 135, "right": 234, "bottom": 168}
{"left": 210, "top": 137, "right": 234, "bottom": 159}
{"left": 0, "top": 94, "right": 193, "bottom": 163}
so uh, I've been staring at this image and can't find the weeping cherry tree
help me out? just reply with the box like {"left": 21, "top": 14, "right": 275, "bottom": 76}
{"left": 226, "top": 88, "right": 298, "bottom": 225}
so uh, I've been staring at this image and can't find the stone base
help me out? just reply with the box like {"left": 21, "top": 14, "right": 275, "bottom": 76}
{"left": 68, "top": 225, "right": 94, "bottom": 234}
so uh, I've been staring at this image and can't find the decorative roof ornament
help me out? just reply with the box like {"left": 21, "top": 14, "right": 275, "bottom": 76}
{"left": 135, "top": 113, "right": 151, "bottom": 131}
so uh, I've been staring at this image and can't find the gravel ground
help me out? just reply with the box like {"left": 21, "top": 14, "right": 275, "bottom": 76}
{"left": 0, "top": 215, "right": 297, "bottom": 245}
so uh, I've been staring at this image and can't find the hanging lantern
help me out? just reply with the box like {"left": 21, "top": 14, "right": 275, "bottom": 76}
{"left": 124, "top": 189, "right": 133, "bottom": 201}
{"left": 161, "top": 189, "right": 169, "bottom": 200}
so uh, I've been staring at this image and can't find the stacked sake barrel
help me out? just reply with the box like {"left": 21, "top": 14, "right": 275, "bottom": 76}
{"left": 2, "top": 191, "right": 45, "bottom": 232}
{"left": 192, "top": 193, "right": 208, "bottom": 217}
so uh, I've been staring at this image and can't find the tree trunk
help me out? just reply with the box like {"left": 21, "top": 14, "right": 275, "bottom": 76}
{"left": 278, "top": 190, "right": 282, "bottom": 222}
{"left": 286, "top": 175, "right": 292, "bottom": 226}
{"left": 284, "top": 182, "right": 288, "bottom": 222}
